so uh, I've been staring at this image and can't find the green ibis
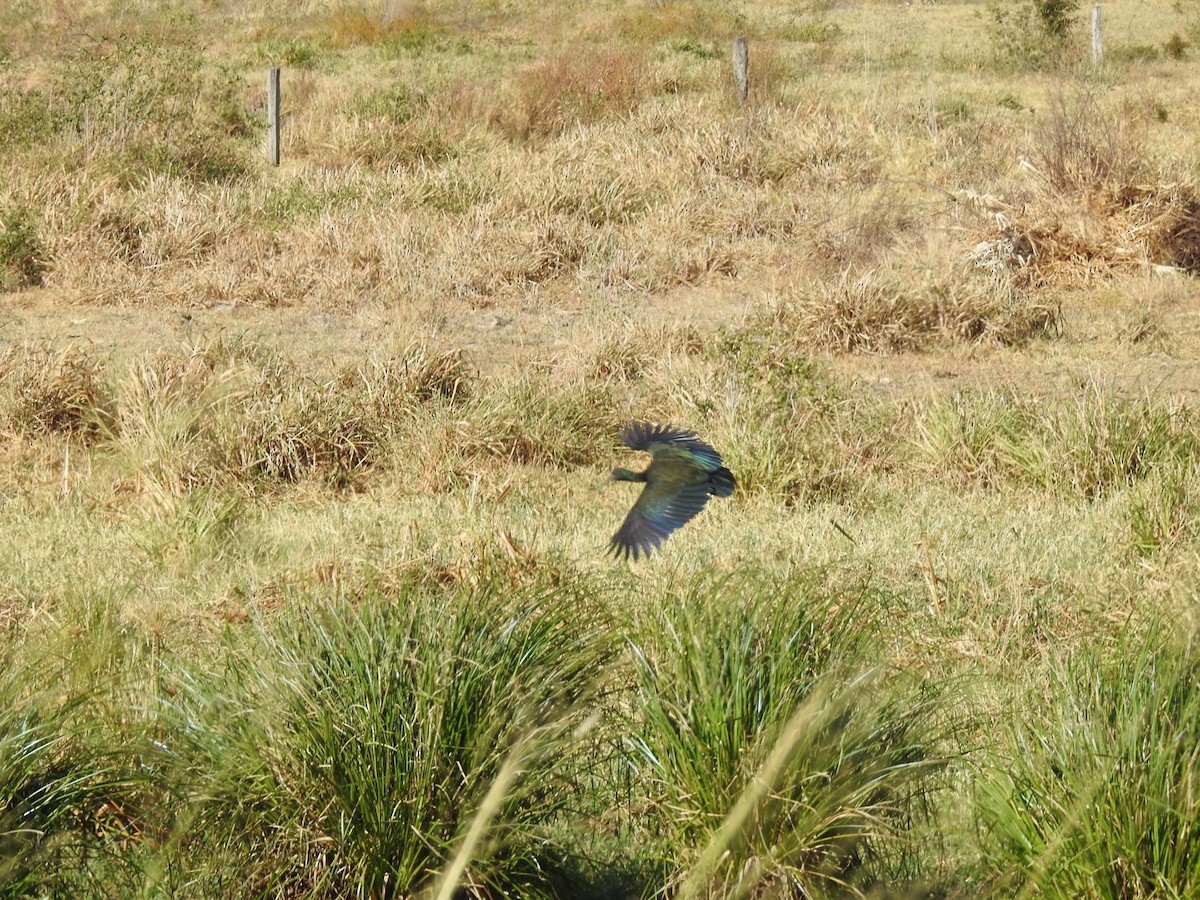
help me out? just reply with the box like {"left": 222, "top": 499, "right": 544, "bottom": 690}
{"left": 609, "top": 422, "right": 736, "bottom": 560}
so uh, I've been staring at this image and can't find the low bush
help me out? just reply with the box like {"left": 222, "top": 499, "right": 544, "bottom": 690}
{"left": 0, "top": 208, "right": 47, "bottom": 289}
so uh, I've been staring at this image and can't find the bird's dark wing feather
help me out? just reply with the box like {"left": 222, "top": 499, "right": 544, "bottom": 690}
{"left": 710, "top": 466, "right": 736, "bottom": 498}
{"left": 609, "top": 479, "right": 714, "bottom": 560}
{"left": 618, "top": 422, "right": 725, "bottom": 473}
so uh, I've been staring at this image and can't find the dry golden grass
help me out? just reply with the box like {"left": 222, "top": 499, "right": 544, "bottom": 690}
{"left": 1, "top": 0, "right": 1193, "bottom": 317}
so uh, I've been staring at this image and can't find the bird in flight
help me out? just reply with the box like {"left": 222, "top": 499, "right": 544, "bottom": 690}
{"left": 609, "top": 422, "right": 736, "bottom": 560}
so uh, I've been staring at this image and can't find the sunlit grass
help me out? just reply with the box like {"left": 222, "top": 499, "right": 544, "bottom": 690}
{"left": 4, "top": 0, "right": 1200, "bottom": 895}
{"left": 147, "top": 580, "right": 617, "bottom": 896}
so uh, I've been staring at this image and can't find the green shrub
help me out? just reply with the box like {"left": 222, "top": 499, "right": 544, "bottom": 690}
{"left": 784, "top": 19, "right": 843, "bottom": 44}
{"left": 47, "top": 29, "right": 251, "bottom": 185}
{"left": 1164, "top": 32, "right": 1189, "bottom": 59}
{"left": 989, "top": 0, "right": 1081, "bottom": 69}
{"left": 1125, "top": 463, "right": 1198, "bottom": 557}
{"left": 255, "top": 34, "right": 323, "bottom": 67}
{"left": 0, "top": 90, "right": 57, "bottom": 151}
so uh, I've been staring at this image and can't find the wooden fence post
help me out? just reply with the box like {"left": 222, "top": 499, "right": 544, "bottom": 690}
{"left": 1092, "top": 6, "right": 1103, "bottom": 66}
{"left": 267, "top": 67, "right": 281, "bottom": 166}
{"left": 732, "top": 37, "right": 749, "bottom": 104}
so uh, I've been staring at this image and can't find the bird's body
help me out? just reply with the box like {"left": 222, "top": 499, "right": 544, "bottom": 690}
{"left": 609, "top": 422, "right": 736, "bottom": 560}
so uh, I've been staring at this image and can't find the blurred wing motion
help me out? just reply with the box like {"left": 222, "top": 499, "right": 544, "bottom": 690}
{"left": 609, "top": 422, "right": 736, "bottom": 561}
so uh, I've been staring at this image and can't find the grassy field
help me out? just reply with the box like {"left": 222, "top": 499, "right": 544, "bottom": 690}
{"left": 3, "top": 0, "right": 1200, "bottom": 896}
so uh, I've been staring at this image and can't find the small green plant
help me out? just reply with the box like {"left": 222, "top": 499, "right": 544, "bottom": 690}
{"left": 46, "top": 30, "right": 250, "bottom": 185}
{"left": 352, "top": 84, "right": 422, "bottom": 122}
{"left": 0, "top": 207, "right": 47, "bottom": 289}
{"left": 1164, "top": 31, "right": 1190, "bottom": 58}
{"left": 783, "top": 18, "right": 843, "bottom": 43}
{"left": 1126, "top": 464, "right": 1196, "bottom": 557}
{"left": 997, "top": 90, "right": 1025, "bottom": 110}
{"left": 665, "top": 36, "right": 721, "bottom": 59}
{"left": 380, "top": 20, "right": 442, "bottom": 57}
{"left": 1033, "top": 0, "right": 1080, "bottom": 37}
{"left": 1111, "top": 43, "right": 1161, "bottom": 63}
{"left": 0, "top": 90, "right": 57, "bottom": 151}
{"left": 767, "top": 269, "right": 1059, "bottom": 354}
{"left": 255, "top": 34, "right": 322, "bottom": 67}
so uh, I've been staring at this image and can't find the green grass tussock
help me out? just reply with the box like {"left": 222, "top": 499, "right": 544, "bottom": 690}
{"left": 151, "top": 580, "right": 616, "bottom": 897}
{"left": 914, "top": 385, "right": 1198, "bottom": 497}
{"left": 0, "top": 636, "right": 146, "bottom": 897}
{"left": 625, "top": 574, "right": 951, "bottom": 897}
{"left": 977, "top": 624, "right": 1200, "bottom": 897}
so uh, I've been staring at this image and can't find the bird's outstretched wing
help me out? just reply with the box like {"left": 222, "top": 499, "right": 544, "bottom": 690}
{"left": 618, "top": 421, "right": 725, "bottom": 472}
{"left": 609, "top": 479, "right": 715, "bottom": 561}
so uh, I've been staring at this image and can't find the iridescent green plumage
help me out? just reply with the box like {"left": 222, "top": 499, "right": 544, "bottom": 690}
{"left": 609, "top": 422, "right": 736, "bottom": 560}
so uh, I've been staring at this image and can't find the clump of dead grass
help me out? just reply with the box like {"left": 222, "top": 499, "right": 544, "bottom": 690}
{"left": 963, "top": 89, "right": 1200, "bottom": 283}
{"left": 0, "top": 346, "right": 115, "bottom": 442}
{"left": 2, "top": 339, "right": 474, "bottom": 492}
{"left": 494, "top": 47, "right": 649, "bottom": 141}
{"left": 809, "top": 185, "right": 916, "bottom": 273}
{"left": 763, "top": 267, "right": 1060, "bottom": 354}
{"left": 218, "top": 343, "right": 471, "bottom": 486}
{"left": 0, "top": 208, "right": 48, "bottom": 290}
{"left": 965, "top": 179, "right": 1200, "bottom": 284}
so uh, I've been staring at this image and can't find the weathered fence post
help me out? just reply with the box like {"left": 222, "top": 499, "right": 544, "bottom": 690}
{"left": 267, "top": 67, "right": 281, "bottom": 166}
{"left": 1092, "top": 5, "right": 1103, "bottom": 66}
{"left": 732, "top": 37, "right": 749, "bottom": 104}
